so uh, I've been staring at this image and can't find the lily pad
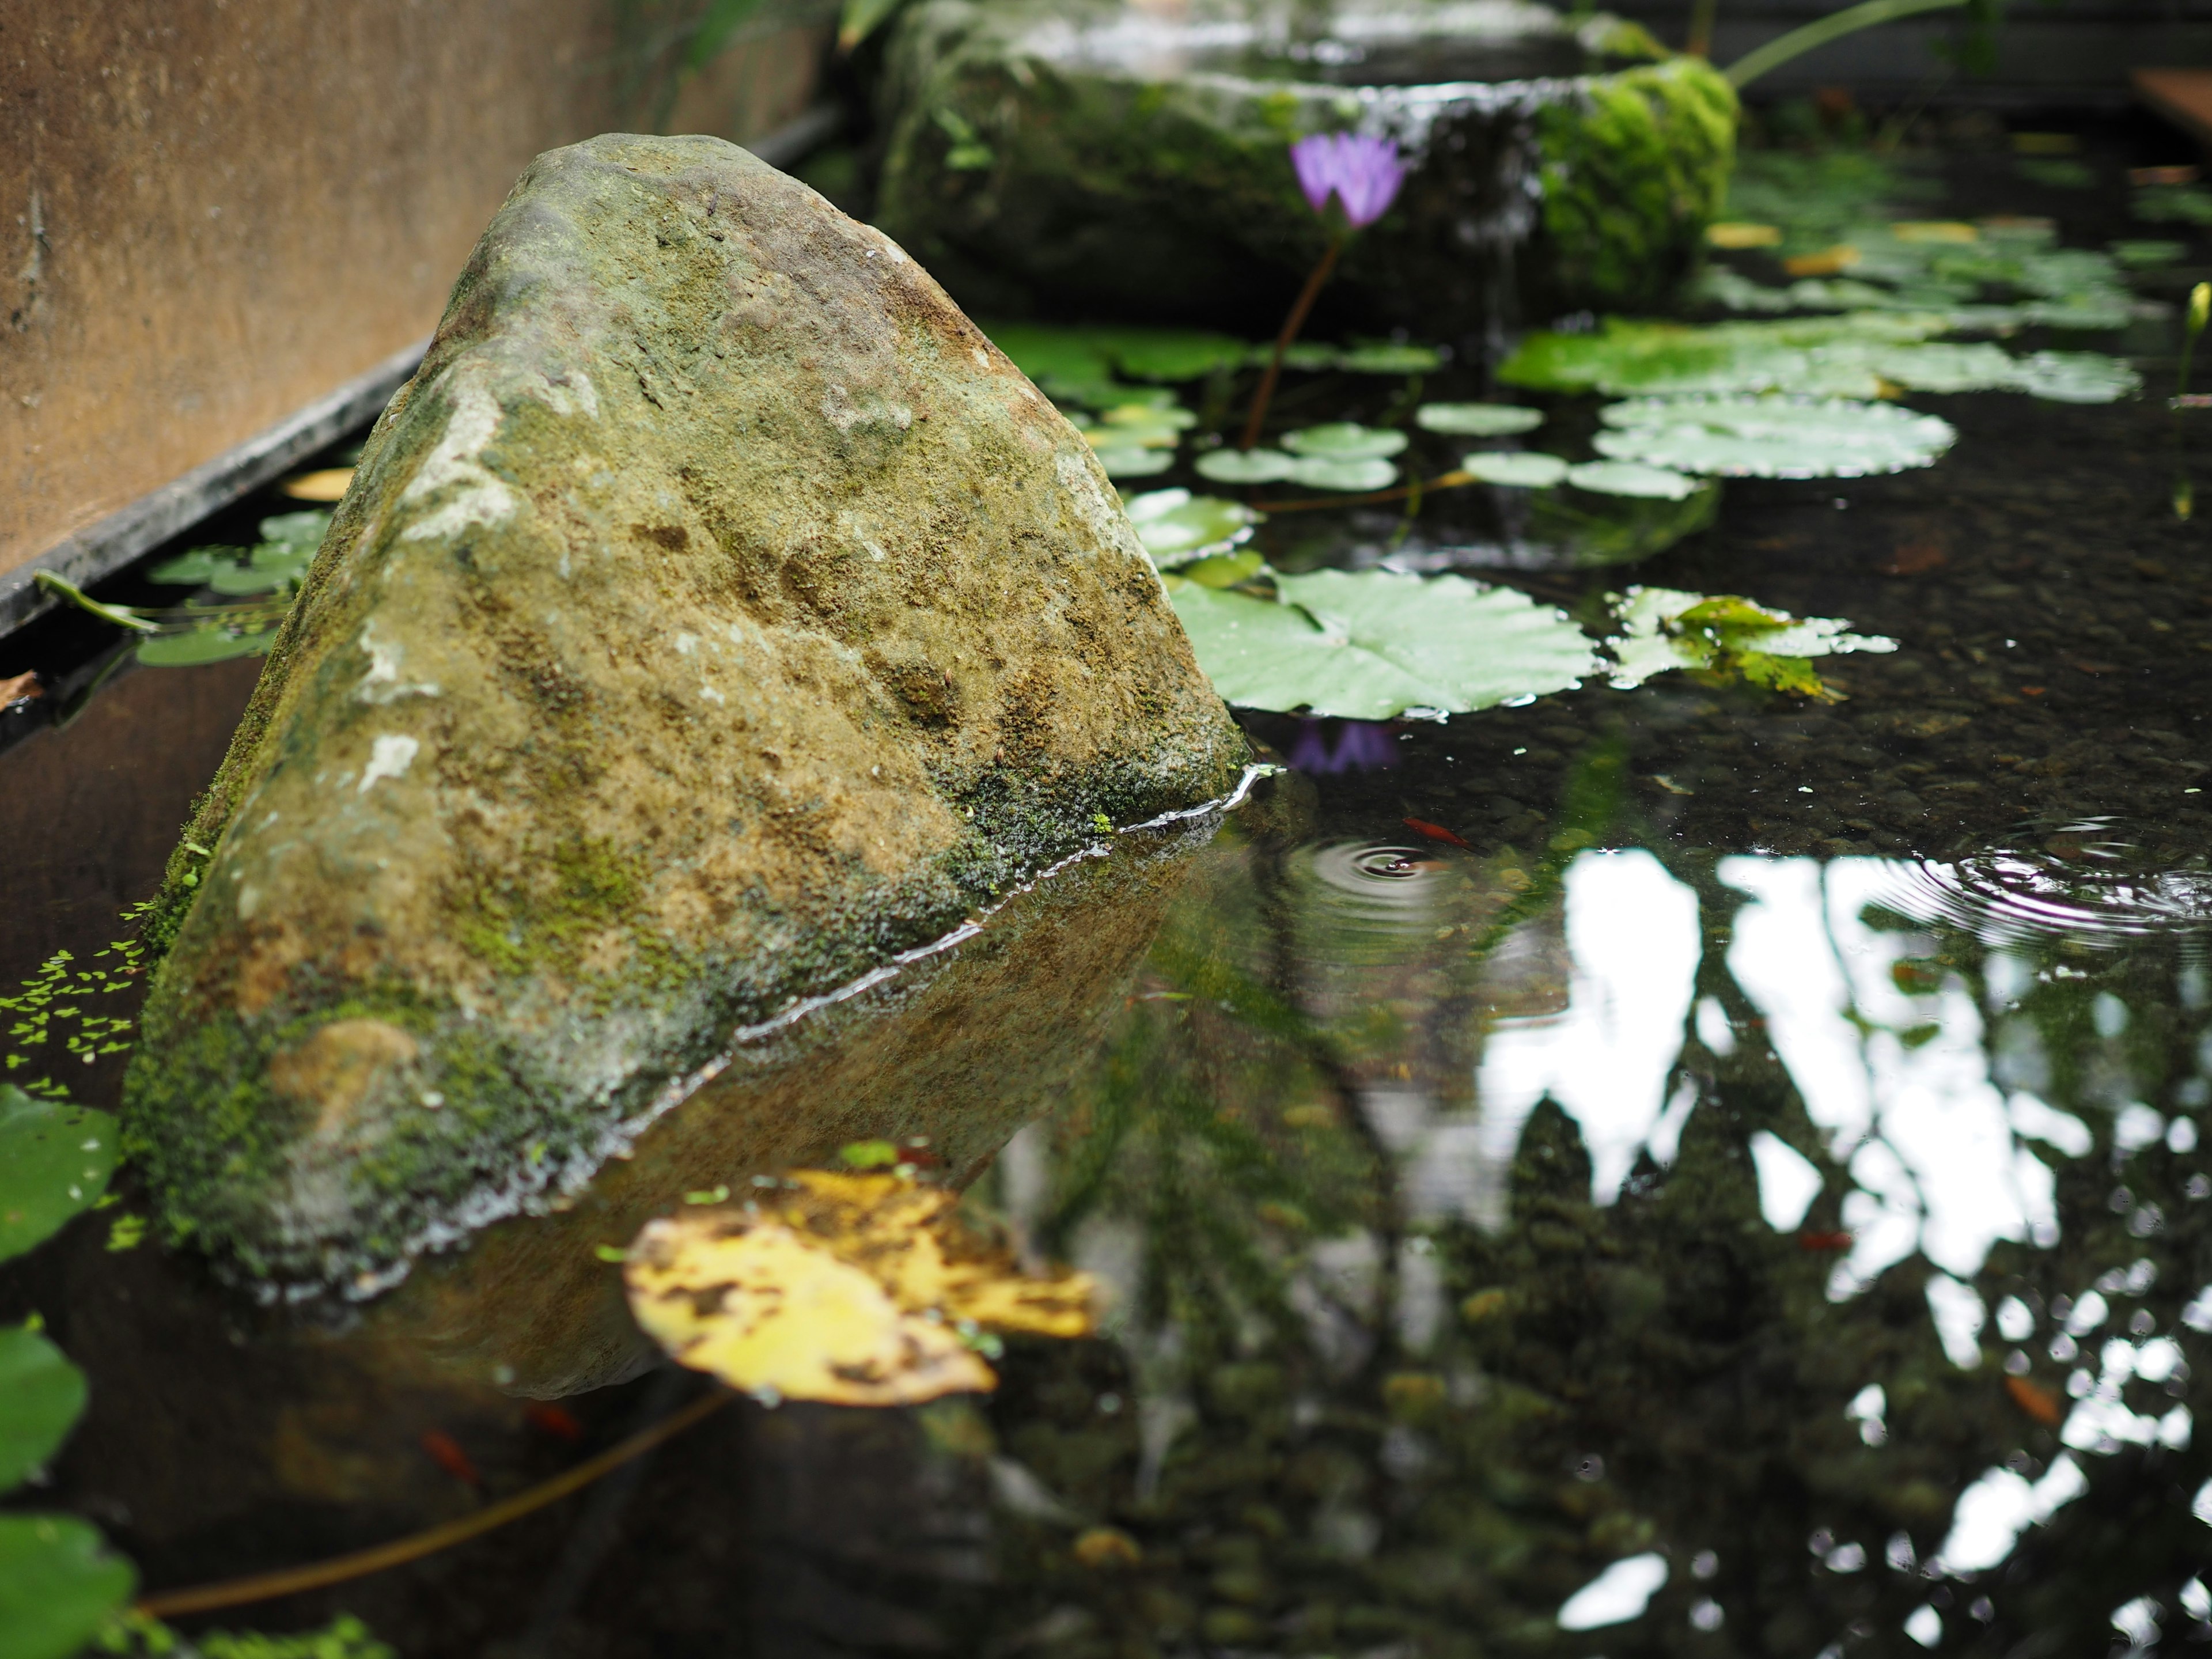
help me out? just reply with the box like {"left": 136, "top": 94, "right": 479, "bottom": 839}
{"left": 1285, "top": 455, "right": 1399, "bottom": 493}
{"left": 0, "top": 1328, "right": 85, "bottom": 1491}
{"left": 1123, "top": 489, "right": 1260, "bottom": 567}
{"left": 0, "top": 1088, "right": 118, "bottom": 1262}
{"left": 1460, "top": 452, "right": 1570, "bottom": 488}
{"left": 1090, "top": 445, "right": 1173, "bottom": 479}
{"left": 1281, "top": 423, "right": 1407, "bottom": 459}
{"left": 623, "top": 1171, "right": 1093, "bottom": 1406}
{"left": 1168, "top": 570, "right": 1600, "bottom": 719}
{"left": 1417, "top": 403, "right": 1545, "bottom": 437}
{"left": 1594, "top": 397, "right": 1956, "bottom": 479}
{"left": 1565, "top": 460, "right": 1700, "bottom": 500}
{"left": 1607, "top": 585, "right": 1897, "bottom": 695}
{"left": 2110, "top": 239, "right": 2186, "bottom": 268}
{"left": 1101, "top": 403, "right": 1197, "bottom": 433}
{"left": 145, "top": 547, "right": 239, "bottom": 586}
{"left": 2134, "top": 184, "right": 2212, "bottom": 225}
{"left": 1338, "top": 342, "right": 1444, "bottom": 375}
{"left": 1094, "top": 328, "right": 1251, "bottom": 381}
{"left": 2008, "top": 351, "right": 2142, "bottom": 404}
{"left": 1195, "top": 448, "right": 1297, "bottom": 485}
{"left": 136, "top": 626, "right": 276, "bottom": 667}
{"left": 1180, "top": 550, "right": 1265, "bottom": 588}
{"left": 0, "top": 1514, "right": 135, "bottom": 1659}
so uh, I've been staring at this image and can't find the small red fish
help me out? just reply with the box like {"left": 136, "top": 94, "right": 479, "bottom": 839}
{"left": 1404, "top": 817, "right": 1472, "bottom": 850}
{"left": 1797, "top": 1230, "right": 1854, "bottom": 1252}
{"left": 2005, "top": 1375, "right": 2064, "bottom": 1427}
{"left": 524, "top": 1403, "right": 585, "bottom": 1442}
{"left": 420, "top": 1430, "right": 481, "bottom": 1486}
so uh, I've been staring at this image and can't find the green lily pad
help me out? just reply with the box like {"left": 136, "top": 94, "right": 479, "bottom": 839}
{"left": 982, "top": 323, "right": 1110, "bottom": 384}
{"left": 1097, "top": 329, "right": 1253, "bottom": 381}
{"left": 2017, "top": 158, "right": 2095, "bottom": 190}
{"left": 1566, "top": 460, "right": 1700, "bottom": 500}
{"left": 1285, "top": 455, "right": 1399, "bottom": 492}
{"left": 257, "top": 511, "right": 329, "bottom": 551}
{"left": 1500, "top": 313, "right": 1950, "bottom": 399}
{"left": 1281, "top": 423, "right": 1408, "bottom": 459}
{"left": 2110, "top": 239, "right": 2186, "bottom": 268}
{"left": 1416, "top": 403, "right": 1545, "bottom": 437}
{"left": 0, "top": 1328, "right": 85, "bottom": 1491}
{"left": 208, "top": 562, "right": 305, "bottom": 596}
{"left": 1123, "top": 489, "right": 1259, "bottom": 567}
{"left": 1460, "top": 452, "right": 1570, "bottom": 488}
{"left": 1607, "top": 585, "right": 1897, "bottom": 693}
{"left": 0, "top": 1088, "right": 118, "bottom": 1262}
{"left": 1181, "top": 550, "right": 1266, "bottom": 589}
{"left": 137, "top": 626, "right": 276, "bottom": 667}
{"left": 145, "top": 547, "right": 239, "bottom": 586}
{"left": 1195, "top": 448, "right": 1297, "bottom": 485}
{"left": 2134, "top": 184, "right": 2212, "bottom": 226}
{"left": 1090, "top": 445, "right": 1173, "bottom": 479}
{"left": 1593, "top": 397, "right": 1956, "bottom": 479}
{"left": 0, "top": 1514, "right": 135, "bottom": 1659}
{"left": 1338, "top": 342, "right": 1444, "bottom": 374}
{"left": 2009, "top": 351, "right": 2142, "bottom": 404}
{"left": 1168, "top": 570, "right": 1599, "bottom": 719}
{"left": 1274, "top": 342, "right": 1342, "bottom": 372}
{"left": 1101, "top": 403, "right": 1197, "bottom": 432}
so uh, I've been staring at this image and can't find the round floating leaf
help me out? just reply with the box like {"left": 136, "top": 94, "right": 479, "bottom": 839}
{"left": 1338, "top": 342, "right": 1443, "bottom": 374}
{"left": 1123, "top": 489, "right": 1259, "bottom": 567}
{"left": 1090, "top": 446, "right": 1173, "bottom": 479}
{"left": 1195, "top": 448, "right": 1296, "bottom": 484}
{"left": 1594, "top": 396, "right": 1956, "bottom": 478}
{"left": 0, "top": 1513, "right": 135, "bottom": 1659}
{"left": 0, "top": 1089, "right": 118, "bottom": 1262}
{"left": 1607, "top": 585, "right": 1897, "bottom": 692}
{"left": 1169, "top": 570, "right": 1600, "bottom": 719}
{"left": 981, "top": 323, "right": 1111, "bottom": 384}
{"left": 1285, "top": 455, "right": 1399, "bottom": 492}
{"left": 1181, "top": 550, "right": 1264, "bottom": 588}
{"left": 256, "top": 511, "right": 331, "bottom": 551}
{"left": 1461, "top": 452, "right": 1570, "bottom": 488}
{"left": 2010, "top": 350, "right": 2141, "bottom": 404}
{"left": 1101, "top": 403, "right": 1197, "bottom": 432}
{"left": 137, "top": 627, "right": 276, "bottom": 667}
{"left": 1099, "top": 328, "right": 1252, "bottom": 381}
{"left": 208, "top": 563, "right": 301, "bottom": 596}
{"left": 1416, "top": 402, "right": 1544, "bottom": 437}
{"left": 2110, "top": 239, "right": 2186, "bottom": 268}
{"left": 0, "top": 1328, "right": 85, "bottom": 1490}
{"left": 623, "top": 1172, "right": 1093, "bottom": 1406}
{"left": 1274, "top": 342, "right": 1342, "bottom": 372}
{"left": 1281, "top": 423, "right": 1407, "bottom": 459}
{"left": 1566, "top": 460, "right": 1700, "bottom": 499}
{"left": 144, "top": 548, "right": 239, "bottom": 586}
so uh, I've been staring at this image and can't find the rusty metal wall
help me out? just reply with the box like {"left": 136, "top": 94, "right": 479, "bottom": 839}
{"left": 0, "top": 1, "right": 825, "bottom": 599}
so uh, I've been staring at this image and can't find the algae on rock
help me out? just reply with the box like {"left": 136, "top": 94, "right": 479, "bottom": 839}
{"left": 123, "top": 134, "right": 1247, "bottom": 1293}
{"left": 873, "top": 0, "right": 1736, "bottom": 335}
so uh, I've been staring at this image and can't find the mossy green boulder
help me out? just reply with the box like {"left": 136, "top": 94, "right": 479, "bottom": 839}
{"left": 874, "top": 0, "right": 1736, "bottom": 334}
{"left": 123, "top": 133, "right": 1247, "bottom": 1294}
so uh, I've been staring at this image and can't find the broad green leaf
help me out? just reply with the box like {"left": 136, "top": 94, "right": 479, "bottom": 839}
{"left": 2110, "top": 239, "right": 2186, "bottom": 268}
{"left": 1338, "top": 342, "right": 1443, "bottom": 374}
{"left": 137, "top": 627, "right": 275, "bottom": 667}
{"left": 1461, "top": 452, "right": 1569, "bottom": 487}
{"left": 0, "top": 1514, "right": 134, "bottom": 1659}
{"left": 1286, "top": 455, "right": 1397, "bottom": 491}
{"left": 982, "top": 323, "right": 1111, "bottom": 385}
{"left": 1091, "top": 446, "right": 1172, "bottom": 479}
{"left": 2133, "top": 184, "right": 2212, "bottom": 225}
{"left": 256, "top": 512, "right": 330, "bottom": 551}
{"left": 1181, "top": 550, "right": 1264, "bottom": 588}
{"left": 1607, "top": 585, "right": 1897, "bottom": 691}
{"left": 1274, "top": 342, "right": 1342, "bottom": 372}
{"left": 1169, "top": 570, "right": 1599, "bottom": 719}
{"left": 1123, "top": 490, "right": 1259, "bottom": 566}
{"left": 1101, "top": 403, "right": 1196, "bottom": 431}
{"left": 0, "top": 1088, "right": 118, "bottom": 1262}
{"left": 0, "top": 1327, "right": 86, "bottom": 1491}
{"left": 1281, "top": 423, "right": 1407, "bottom": 459}
{"left": 1195, "top": 448, "right": 1296, "bottom": 484}
{"left": 1594, "top": 397, "right": 1956, "bottom": 479}
{"left": 208, "top": 563, "right": 301, "bottom": 596}
{"left": 1566, "top": 460, "right": 1699, "bottom": 499}
{"left": 2008, "top": 351, "right": 2142, "bottom": 404}
{"left": 2017, "top": 158, "right": 2095, "bottom": 190}
{"left": 144, "top": 548, "right": 237, "bottom": 586}
{"left": 1416, "top": 403, "right": 1544, "bottom": 437}
{"left": 1098, "top": 329, "right": 1252, "bottom": 381}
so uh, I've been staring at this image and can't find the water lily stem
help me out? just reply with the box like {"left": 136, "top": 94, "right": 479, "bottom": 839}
{"left": 1241, "top": 235, "right": 1343, "bottom": 451}
{"left": 32, "top": 571, "right": 158, "bottom": 634}
{"left": 134, "top": 1388, "right": 731, "bottom": 1619}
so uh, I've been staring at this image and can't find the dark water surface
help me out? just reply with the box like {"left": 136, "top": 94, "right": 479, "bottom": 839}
{"left": 12, "top": 134, "right": 2212, "bottom": 1658}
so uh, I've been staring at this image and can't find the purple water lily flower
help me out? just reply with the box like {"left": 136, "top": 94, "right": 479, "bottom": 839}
{"left": 1289, "top": 132, "right": 1406, "bottom": 230}
{"left": 1287, "top": 718, "right": 1399, "bottom": 774}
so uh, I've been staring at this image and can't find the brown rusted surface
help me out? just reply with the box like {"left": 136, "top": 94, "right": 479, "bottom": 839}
{"left": 0, "top": 2, "right": 824, "bottom": 582}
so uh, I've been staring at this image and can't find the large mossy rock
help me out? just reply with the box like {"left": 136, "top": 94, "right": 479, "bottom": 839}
{"left": 123, "top": 133, "right": 1247, "bottom": 1293}
{"left": 874, "top": 0, "right": 1736, "bottom": 336}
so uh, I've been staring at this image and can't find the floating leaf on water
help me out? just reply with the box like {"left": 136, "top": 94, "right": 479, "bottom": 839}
{"left": 1123, "top": 488, "right": 1260, "bottom": 567}
{"left": 1102, "top": 403, "right": 1196, "bottom": 432}
{"left": 1168, "top": 570, "right": 1599, "bottom": 719}
{"left": 0, "top": 1088, "right": 118, "bottom": 1263}
{"left": 2018, "top": 158, "right": 2096, "bottom": 191}
{"left": 145, "top": 548, "right": 238, "bottom": 586}
{"left": 1337, "top": 341, "right": 1443, "bottom": 374}
{"left": 1525, "top": 477, "right": 1722, "bottom": 568}
{"left": 1607, "top": 585, "right": 1898, "bottom": 694}
{"left": 1416, "top": 402, "right": 1544, "bottom": 437}
{"left": 208, "top": 563, "right": 302, "bottom": 596}
{"left": 1892, "top": 221, "right": 1979, "bottom": 244}
{"left": 2110, "top": 238, "right": 2187, "bottom": 268}
{"left": 1285, "top": 454, "right": 1399, "bottom": 492}
{"left": 1594, "top": 396, "right": 1956, "bottom": 479}
{"left": 623, "top": 1171, "right": 1093, "bottom": 1406}
{"left": 1094, "top": 328, "right": 1252, "bottom": 381}
{"left": 982, "top": 323, "right": 1110, "bottom": 385}
{"left": 0, "top": 1514, "right": 135, "bottom": 1658}
{"left": 1460, "top": 451, "right": 1570, "bottom": 488}
{"left": 0, "top": 1327, "right": 85, "bottom": 1490}
{"left": 1281, "top": 423, "right": 1407, "bottom": 459}
{"left": 1706, "top": 222, "right": 1782, "bottom": 248}
{"left": 1195, "top": 448, "right": 1297, "bottom": 485}
{"left": 1723, "top": 149, "right": 1942, "bottom": 250}
{"left": 257, "top": 510, "right": 332, "bottom": 551}
{"left": 1565, "top": 460, "right": 1699, "bottom": 499}
{"left": 1275, "top": 342, "right": 1342, "bottom": 372}
{"left": 2008, "top": 350, "right": 2143, "bottom": 404}
{"left": 1181, "top": 550, "right": 1266, "bottom": 588}
{"left": 135, "top": 627, "right": 276, "bottom": 667}
{"left": 1499, "top": 312, "right": 1949, "bottom": 399}
{"left": 2134, "top": 184, "right": 2212, "bottom": 226}
{"left": 1090, "top": 445, "right": 1173, "bottom": 479}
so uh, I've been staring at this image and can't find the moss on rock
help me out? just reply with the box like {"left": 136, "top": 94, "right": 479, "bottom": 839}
{"left": 123, "top": 134, "right": 1247, "bottom": 1293}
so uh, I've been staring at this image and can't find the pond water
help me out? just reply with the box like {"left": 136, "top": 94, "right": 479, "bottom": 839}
{"left": 11, "top": 123, "right": 2212, "bottom": 1657}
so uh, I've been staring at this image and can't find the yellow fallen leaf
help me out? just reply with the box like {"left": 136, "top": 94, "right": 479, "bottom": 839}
{"left": 1705, "top": 221, "right": 1781, "bottom": 249}
{"left": 1891, "top": 221, "right": 1979, "bottom": 244}
{"left": 279, "top": 467, "right": 354, "bottom": 502}
{"left": 624, "top": 1171, "right": 1094, "bottom": 1406}
{"left": 1782, "top": 244, "right": 1860, "bottom": 278}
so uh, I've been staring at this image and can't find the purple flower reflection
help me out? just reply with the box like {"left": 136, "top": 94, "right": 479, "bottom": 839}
{"left": 1288, "top": 718, "right": 1399, "bottom": 774}
{"left": 1289, "top": 132, "right": 1406, "bottom": 230}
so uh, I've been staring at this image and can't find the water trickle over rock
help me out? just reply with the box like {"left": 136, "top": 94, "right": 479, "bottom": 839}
{"left": 123, "top": 133, "right": 1247, "bottom": 1292}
